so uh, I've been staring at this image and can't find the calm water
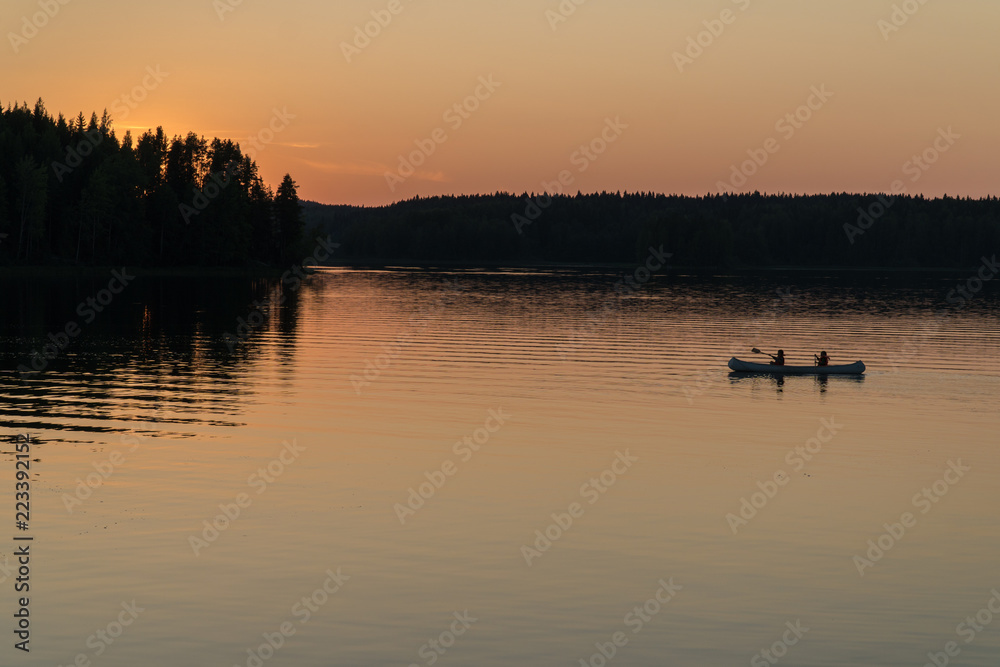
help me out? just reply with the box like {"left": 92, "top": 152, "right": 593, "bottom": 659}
{"left": 2, "top": 268, "right": 999, "bottom": 666}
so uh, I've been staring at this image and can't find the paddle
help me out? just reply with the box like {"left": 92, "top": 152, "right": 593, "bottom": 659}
{"left": 751, "top": 348, "right": 780, "bottom": 364}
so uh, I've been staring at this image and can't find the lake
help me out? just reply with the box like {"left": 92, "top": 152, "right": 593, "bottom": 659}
{"left": 1, "top": 267, "right": 999, "bottom": 666}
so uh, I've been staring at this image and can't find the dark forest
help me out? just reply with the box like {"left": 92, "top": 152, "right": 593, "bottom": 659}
{"left": 0, "top": 99, "right": 304, "bottom": 266}
{"left": 3, "top": 100, "right": 997, "bottom": 270}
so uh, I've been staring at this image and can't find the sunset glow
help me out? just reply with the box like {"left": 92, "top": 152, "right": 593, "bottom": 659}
{"left": 5, "top": 0, "right": 998, "bottom": 204}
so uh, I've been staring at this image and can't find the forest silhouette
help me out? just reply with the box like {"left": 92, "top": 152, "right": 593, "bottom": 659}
{"left": 2, "top": 100, "right": 998, "bottom": 269}
{"left": 307, "top": 191, "right": 999, "bottom": 269}
{"left": 0, "top": 99, "right": 304, "bottom": 266}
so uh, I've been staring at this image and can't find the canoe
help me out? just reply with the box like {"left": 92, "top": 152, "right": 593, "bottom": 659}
{"left": 728, "top": 357, "right": 866, "bottom": 375}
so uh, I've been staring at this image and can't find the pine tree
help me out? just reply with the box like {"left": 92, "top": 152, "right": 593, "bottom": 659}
{"left": 274, "top": 174, "right": 304, "bottom": 261}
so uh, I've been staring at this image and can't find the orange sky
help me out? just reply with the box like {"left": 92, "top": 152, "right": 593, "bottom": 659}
{"left": 4, "top": 0, "right": 998, "bottom": 205}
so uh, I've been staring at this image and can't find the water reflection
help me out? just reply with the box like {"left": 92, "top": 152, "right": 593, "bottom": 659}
{"left": 0, "top": 268, "right": 997, "bottom": 666}
{"left": 0, "top": 273, "right": 306, "bottom": 443}
{"left": 728, "top": 371, "right": 867, "bottom": 395}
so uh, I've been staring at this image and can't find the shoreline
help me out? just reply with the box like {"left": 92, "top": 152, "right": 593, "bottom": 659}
{"left": 0, "top": 262, "right": 976, "bottom": 277}
{"left": 319, "top": 260, "right": 971, "bottom": 274}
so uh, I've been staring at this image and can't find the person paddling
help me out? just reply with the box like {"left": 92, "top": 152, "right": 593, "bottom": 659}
{"left": 768, "top": 349, "right": 785, "bottom": 366}
{"left": 815, "top": 351, "right": 830, "bottom": 367}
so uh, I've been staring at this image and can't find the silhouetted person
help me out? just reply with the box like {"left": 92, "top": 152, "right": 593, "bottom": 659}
{"left": 769, "top": 349, "right": 785, "bottom": 366}
{"left": 815, "top": 351, "right": 830, "bottom": 367}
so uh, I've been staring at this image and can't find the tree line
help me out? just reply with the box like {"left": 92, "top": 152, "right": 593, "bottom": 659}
{"left": 306, "top": 191, "right": 1000, "bottom": 269}
{"left": 0, "top": 99, "right": 305, "bottom": 266}
{"left": 2, "top": 98, "right": 996, "bottom": 269}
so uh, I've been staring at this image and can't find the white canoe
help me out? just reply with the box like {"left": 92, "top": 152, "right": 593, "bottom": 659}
{"left": 728, "top": 357, "right": 866, "bottom": 375}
